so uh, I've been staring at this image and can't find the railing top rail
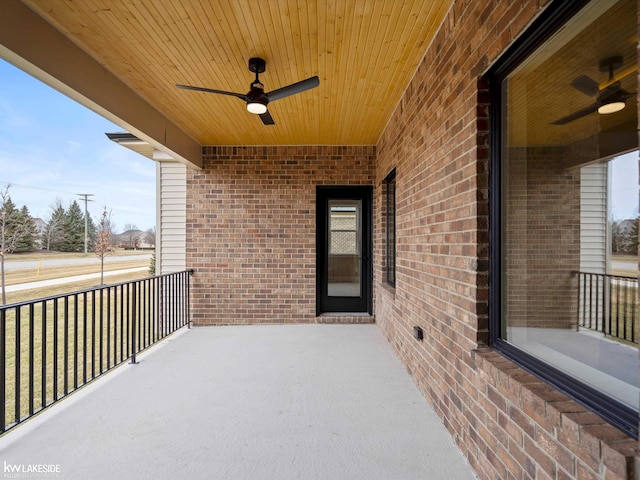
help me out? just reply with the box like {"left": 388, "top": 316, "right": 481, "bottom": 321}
{"left": 571, "top": 270, "right": 638, "bottom": 281}
{"left": 0, "top": 269, "right": 194, "bottom": 311}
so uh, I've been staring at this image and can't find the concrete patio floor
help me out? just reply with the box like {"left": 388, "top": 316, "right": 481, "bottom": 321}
{"left": 0, "top": 324, "right": 475, "bottom": 480}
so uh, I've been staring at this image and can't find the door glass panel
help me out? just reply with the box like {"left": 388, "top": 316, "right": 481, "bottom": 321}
{"left": 328, "top": 200, "right": 361, "bottom": 297}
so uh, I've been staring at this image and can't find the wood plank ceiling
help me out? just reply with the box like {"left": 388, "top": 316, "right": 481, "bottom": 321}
{"left": 20, "top": 0, "right": 452, "bottom": 146}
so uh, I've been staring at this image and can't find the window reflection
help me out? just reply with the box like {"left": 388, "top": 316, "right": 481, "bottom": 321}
{"left": 501, "top": 0, "right": 638, "bottom": 410}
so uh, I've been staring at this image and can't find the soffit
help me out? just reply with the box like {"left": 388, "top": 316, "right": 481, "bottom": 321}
{"left": 20, "top": 0, "right": 452, "bottom": 146}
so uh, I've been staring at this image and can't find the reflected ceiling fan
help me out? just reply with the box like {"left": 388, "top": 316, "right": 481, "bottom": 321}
{"left": 176, "top": 57, "right": 319, "bottom": 125}
{"left": 551, "top": 56, "right": 635, "bottom": 125}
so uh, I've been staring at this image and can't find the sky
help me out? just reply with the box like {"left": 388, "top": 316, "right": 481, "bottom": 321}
{"left": 610, "top": 151, "right": 639, "bottom": 221}
{"left": 0, "top": 60, "right": 156, "bottom": 233}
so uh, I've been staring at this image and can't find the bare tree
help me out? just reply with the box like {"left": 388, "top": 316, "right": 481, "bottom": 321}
{"left": 0, "top": 185, "right": 32, "bottom": 304}
{"left": 123, "top": 223, "right": 139, "bottom": 249}
{"left": 146, "top": 226, "right": 156, "bottom": 248}
{"left": 94, "top": 207, "right": 113, "bottom": 284}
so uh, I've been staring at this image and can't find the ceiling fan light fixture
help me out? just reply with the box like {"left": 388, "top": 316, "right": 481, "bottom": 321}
{"left": 177, "top": 57, "right": 319, "bottom": 125}
{"left": 597, "top": 100, "right": 625, "bottom": 114}
{"left": 247, "top": 100, "right": 268, "bottom": 115}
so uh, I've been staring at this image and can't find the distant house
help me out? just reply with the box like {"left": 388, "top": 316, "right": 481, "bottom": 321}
{"left": 111, "top": 230, "right": 155, "bottom": 250}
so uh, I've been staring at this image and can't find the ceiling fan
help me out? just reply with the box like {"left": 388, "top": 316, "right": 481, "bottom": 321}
{"left": 551, "top": 56, "right": 635, "bottom": 125}
{"left": 176, "top": 57, "right": 319, "bottom": 125}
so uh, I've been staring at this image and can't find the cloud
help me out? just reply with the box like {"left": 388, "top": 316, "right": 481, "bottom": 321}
{"left": 66, "top": 140, "right": 82, "bottom": 155}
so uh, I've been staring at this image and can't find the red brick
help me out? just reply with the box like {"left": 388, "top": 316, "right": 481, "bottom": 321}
{"left": 535, "top": 428, "right": 576, "bottom": 475}
{"left": 601, "top": 438, "right": 639, "bottom": 478}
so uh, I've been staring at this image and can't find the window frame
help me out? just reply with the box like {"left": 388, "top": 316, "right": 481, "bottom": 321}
{"left": 485, "top": 0, "right": 638, "bottom": 438}
{"left": 384, "top": 169, "right": 396, "bottom": 287}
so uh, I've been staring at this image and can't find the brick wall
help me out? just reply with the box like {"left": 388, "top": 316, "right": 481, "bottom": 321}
{"left": 187, "top": 145, "right": 375, "bottom": 325}
{"left": 505, "top": 147, "right": 580, "bottom": 329}
{"left": 375, "top": 1, "right": 637, "bottom": 479}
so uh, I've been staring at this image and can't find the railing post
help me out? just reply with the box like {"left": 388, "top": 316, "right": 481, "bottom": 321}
{"left": 0, "top": 309, "right": 6, "bottom": 432}
{"left": 29, "top": 303, "right": 34, "bottom": 416}
{"left": 130, "top": 283, "right": 137, "bottom": 365}
{"left": 573, "top": 271, "right": 580, "bottom": 331}
{"left": 187, "top": 269, "right": 194, "bottom": 329}
{"left": 630, "top": 279, "right": 637, "bottom": 343}
{"left": 53, "top": 300, "right": 58, "bottom": 402}
{"left": 15, "top": 306, "right": 21, "bottom": 425}
{"left": 41, "top": 300, "right": 47, "bottom": 410}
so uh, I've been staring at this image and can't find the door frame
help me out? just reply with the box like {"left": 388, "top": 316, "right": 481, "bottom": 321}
{"left": 316, "top": 185, "right": 373, "bottom": 315}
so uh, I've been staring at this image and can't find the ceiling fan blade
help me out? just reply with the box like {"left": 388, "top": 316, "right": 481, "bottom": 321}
{"left": 571, "top": 75, "right": 600, "bottom": 97}
{"left": 266, "top": 76, "right": 319, "bottom": 102}
{"left": 259, "top": 110, "right": 275, "bottom": 125}
{"left": 551, "top": 103, "right": 598, "bottom": 125}
{"left": 599, "top": 81, "right": 622, "bottom": 101}
{"left": 176, "top": 84, "right": 248, "bottom": 101}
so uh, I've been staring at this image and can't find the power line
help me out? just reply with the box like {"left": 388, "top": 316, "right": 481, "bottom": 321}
{"left": 0, "top": 180, "right": 77, "bottom": 196}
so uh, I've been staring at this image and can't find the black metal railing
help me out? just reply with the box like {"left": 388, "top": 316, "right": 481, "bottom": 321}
{"left": 0, "top": 269, "right": 194, "bottom": 434}
{"left": 575, "top": 271, "right": 638, "bottom": 344}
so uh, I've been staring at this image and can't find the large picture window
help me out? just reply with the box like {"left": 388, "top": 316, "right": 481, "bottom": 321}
{"left": 487, "top": 0, "right": 638, "bottom": 437}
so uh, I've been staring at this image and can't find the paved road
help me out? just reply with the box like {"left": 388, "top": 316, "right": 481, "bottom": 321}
{"left": 611, "top": 259, "right": 637, "bottom": 274}
{"left": 3, "top": 254, "right": 152, "bottom": 271}
{"left": 4, "top": 267, "right": 149, "bottom": 293}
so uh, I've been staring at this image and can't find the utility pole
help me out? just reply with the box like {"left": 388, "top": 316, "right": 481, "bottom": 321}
{"left": 77, "top": 193, "right": 95, "bottom": 254}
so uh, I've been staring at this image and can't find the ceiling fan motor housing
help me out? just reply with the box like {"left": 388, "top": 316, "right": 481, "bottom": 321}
{"left": 248, "top": 57, "right": 266, "bottom": 74}
{"left": 599, "top": 56, "right": 623, "bottom": 75}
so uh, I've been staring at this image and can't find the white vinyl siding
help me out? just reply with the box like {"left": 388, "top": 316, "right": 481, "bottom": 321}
{"left": 157, "top": 161, "right": 186, "bottom": 274}
{"left": 580, "top": 163, "right": 607, "bottom": 274}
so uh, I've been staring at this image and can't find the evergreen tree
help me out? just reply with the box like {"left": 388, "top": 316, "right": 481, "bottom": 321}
{"left": 629, "top": 218, "right": 639, "bottom": 255}
{"left": 0, "top": 186, "right": 35, "bottom": 303}
{"left": 14, "top": 205, "right": 38, "bottom": 252}
{"left": 44, "top": 202, "right": 66, "bottom": 251}
{"left": 87, "top": 213, "right": 98, "bottom": 250}
{"left": 2, "top": 196, "right": 19, "bottom": 231}
{"left": 149, "top": 250, "right": 156, "bottom": 276}
{"left": 612, "top": 218, "right": 640, "bottom": 254}
{"left": 60, "top": 201, "right": 85, "bottom": 252}
{"left": 0, "top": 197, "right": 38, "bottom": 253}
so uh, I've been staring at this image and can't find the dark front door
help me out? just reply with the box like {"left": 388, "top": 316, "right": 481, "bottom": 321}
{"left": 317, "top": 186, "right": 372, "bottom": 314}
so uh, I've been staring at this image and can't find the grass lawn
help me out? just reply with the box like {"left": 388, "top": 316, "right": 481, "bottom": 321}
{"left": 5, "top": 250, "right": 151, "bottom": 262}
{"left": 5, "top": 271, "right": 148, "bottom": 305}
{"left": 611, "top": 253, "right": 638, "bottom": 276}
